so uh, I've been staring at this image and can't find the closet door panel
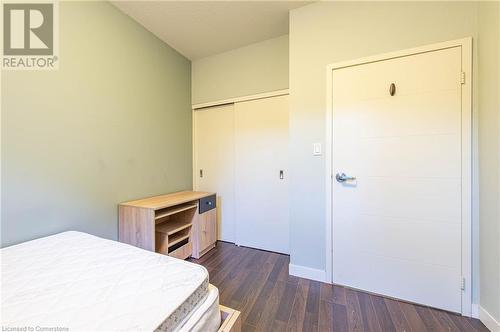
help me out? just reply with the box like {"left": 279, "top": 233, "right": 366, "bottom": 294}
{"left": 234, "top": 95, "right": 289, "bottom": 254}
{"left": 194, "top": 104, "right": 235, "bottom": 242}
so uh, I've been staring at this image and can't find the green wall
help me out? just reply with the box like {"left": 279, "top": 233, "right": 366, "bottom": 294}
{"left": 1, "top": 2, "right": 192, "bottom": 247}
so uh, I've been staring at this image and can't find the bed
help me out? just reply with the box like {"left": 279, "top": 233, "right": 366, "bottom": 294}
{"left": 1, "top": 231, "right": 240, "bottom": 332}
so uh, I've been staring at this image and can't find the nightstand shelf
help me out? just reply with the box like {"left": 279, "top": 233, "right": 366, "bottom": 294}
{"left": 156, "top": 219, "right": 192, "bottom": 235}
{"left": 155, "top": 203, "right": 198, "bottom": 221}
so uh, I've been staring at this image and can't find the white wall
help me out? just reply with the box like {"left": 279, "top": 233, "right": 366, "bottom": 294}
{"left": 189, "top": 1, "right": 500, "bottom": 321}
{"left": 289, "top": 1, "right": 499, "bottom": 313}
{"left": 478, "top": 2, "right": 500, "bottom": 326}
{"left": 192, "top": 35, "right": 288, "bottom": 104}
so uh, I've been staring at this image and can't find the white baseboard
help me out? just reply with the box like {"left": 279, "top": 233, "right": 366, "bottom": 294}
{"left": 480, "top": 306, "right": 500, "bottom": 332}
{"left": 289, "top": 264, "right": 327, "bottom": 282}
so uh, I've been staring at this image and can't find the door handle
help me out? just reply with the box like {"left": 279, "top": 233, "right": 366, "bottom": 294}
{"left": 279, "top": 170, "right": 284, "bottom": 180}
{"left": 335, "top": 172, "right": 356, "bottom": 183}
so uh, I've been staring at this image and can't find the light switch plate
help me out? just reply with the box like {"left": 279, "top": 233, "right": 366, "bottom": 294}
{"left": 313, "top": 143, "right": 322, "bottom": 156}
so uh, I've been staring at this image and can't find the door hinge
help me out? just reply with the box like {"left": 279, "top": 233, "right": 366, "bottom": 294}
{"left": 461, "top": 277, "right": 465, "bottom": 291}
{"left": 460, "top": 72, "right": 466, "bottom": 85}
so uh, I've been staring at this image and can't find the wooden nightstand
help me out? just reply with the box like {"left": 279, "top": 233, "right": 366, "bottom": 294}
{"left": 119, "top": 190, "right": 217, "bottom": 260}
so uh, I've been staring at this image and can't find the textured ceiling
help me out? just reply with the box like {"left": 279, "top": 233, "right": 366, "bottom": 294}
{"left": 112, "top": 1, "right": 312, "bottom": 60}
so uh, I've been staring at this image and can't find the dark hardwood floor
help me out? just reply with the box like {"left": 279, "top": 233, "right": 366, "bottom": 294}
{"left": 189, "top": 241, "right": 489, "bottom": 332}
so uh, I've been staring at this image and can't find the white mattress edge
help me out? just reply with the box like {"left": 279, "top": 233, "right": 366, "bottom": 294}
{"left": 177, "top": 284, "right": 220, "bottom": 332}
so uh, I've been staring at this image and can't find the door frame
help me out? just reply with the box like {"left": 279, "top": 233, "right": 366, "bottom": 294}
{"left": 324, "top": 37, "right": 473, "bottom": 316}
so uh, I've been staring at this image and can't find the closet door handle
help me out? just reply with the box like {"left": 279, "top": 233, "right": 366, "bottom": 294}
{"left": 279, "top": 170, "right": 284, "bottom": 180}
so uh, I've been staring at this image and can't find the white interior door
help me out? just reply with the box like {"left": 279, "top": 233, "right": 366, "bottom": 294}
{"left": 332, "top": 47, "right": 463, "bottom": 312}
{"left": 194, "top": 104, "right": 235, "bottom": 242}
{"left": 234, "top": 95, "right": 289, "bottom": 254}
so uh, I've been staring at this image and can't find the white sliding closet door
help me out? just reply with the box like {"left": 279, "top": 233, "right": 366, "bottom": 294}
{"left": 234, "top": 95, "right": 289, "bottom": 254}
{"left": 194, "top": 104, "right": 236, "bottom": 242}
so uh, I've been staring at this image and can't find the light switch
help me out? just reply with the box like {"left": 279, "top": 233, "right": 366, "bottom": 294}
{"left": 313, "top": 143, "right": 322, "bottom": 156}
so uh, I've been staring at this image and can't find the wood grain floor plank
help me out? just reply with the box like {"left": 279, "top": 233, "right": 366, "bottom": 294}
{"left": 345, "top": 288, "right": 365, "bottom": 332}
{"left": 256, "top": 280, "right": 287, "bottom": 331}
{"left": 278, "top": 257, "right": 300, "bottom": 285}
{"left": 302, "top": 312, "right": 319, "bottom": 332}
{"left": 201, "top": 242, "right": 236, "bottom": 270}
{"left": 430, "top": 309, "right": 462, "bottom": 331}
{"left": 320, "top": 283, "right": 334, "bottom": 303}
{"left": 333, "top": 284, "right": 347, "bottom": 305}
{"left": 370, "top": 295, "right": 396, "bottom": 332}
{"left": 230, "top": 268, "right": 260, "bottom": 304}
{"left": 245, "top": 280, "right": 275, "bottom": 326}
{"left": 303, "top": 281, "right": 320, "bottom": 332}
{"left": 449, "top": 313, "right": 487, "bottom": 332}
{"left": 332, "top": 303, "right": 349, "bottom": 332}
{"left": 415, "top": 306, "right": 445, "bottom": 332}
{"left": 466, "top": 317, "right": 490, "bottom": 332}
{"left": 242, "top": 248, "right": 262, "bottom": 270}
{"left": 319, "top": 300, "right": 334, "bottom": 332}
{"left": 384, "top": 297, "right": 411, "bottom": 332}
{"left": 241, "top": 323, "right": 256, "bottom": 332}
{"left": 275, "top": 281, "right": 299, "bottom": 322}
{"left": 231, "top": 268, "right": 269, "bottom": 313}
{"left": 218, "top": 269, "right": 248, "bottom": 305}
{"left": 218, "top": 249, "right": 261, "bottom": 305}
{"left": 286, "top": 278, "right": 309, "bottom": 332}
{"left": 398, "top": 301, "right": 428, "bottom": 332}
{"left": 271, "top": 319, "right": 288, "bottom": 332}
{"left": 261, "top": 251, "right": 280, "bottom": 275}
{"left": 447, "top": 314, "right": 473, "bottom": 332}
{"left": 267, "top": 254, "right": 287, "bottom": 282}
{"left": 357, "top": 291, "right": 382, "bottom": 332}
{"left": 306, "top": 281, "right": 321, "bottom": 314}
{"left": 201, "top": 245, "right": 246, "bottom": 286}
{"left": 252, "top": 250, "right": 273, "bottom": 272}
{"left": 238, "top": 254, "right": 280, "bottom": 322}
{"left": 192, "top": 243, "right": 484, "bottom": 332}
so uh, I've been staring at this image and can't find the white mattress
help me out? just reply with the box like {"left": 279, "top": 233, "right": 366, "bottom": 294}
{"left": 177, "top": 284, "right": 220, "bottom": 332}
{"left": 1, "top": 231, "right": 212, "bottom": 331}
